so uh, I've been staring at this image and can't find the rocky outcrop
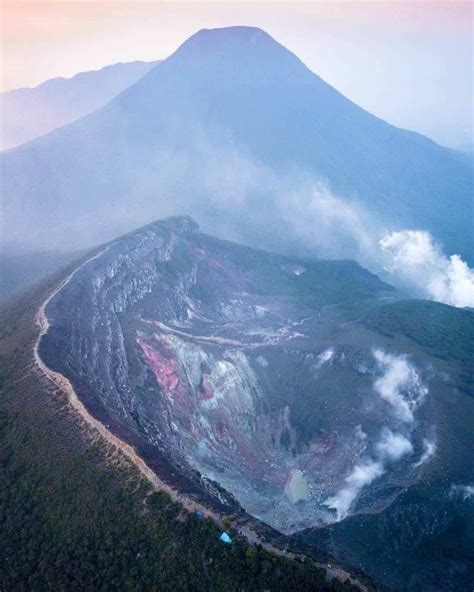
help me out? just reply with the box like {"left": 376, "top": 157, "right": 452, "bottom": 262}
{"left": 41, "top": 217, "right": 436, "bottom": 534}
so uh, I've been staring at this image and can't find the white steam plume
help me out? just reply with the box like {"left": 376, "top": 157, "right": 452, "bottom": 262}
{"left": 379, "top": 230, "right": 474, "bottom": 308}
{"left": 373, "top": 350, "right": 427, "bottom": 423}
{"left": 324, "top": 460, "right": 385, "bottom": 521}
{"left": 325, "top": 350, "right": 427, "bottom": 521}
{"left": 280, "top": 181, "right": 374, "bottom": 260}
{"left": 449, "top": 484, "right": 474, "bottom": 501}
{"left": 325, "top": 428, "right": 413, "bottom": 520}
{"left": 413, "top": 438, "right": 436, "bottom": 467}
{"left": 181, "top": 140, "right": 472, "bottom": 310}
{"left": 376, "top": 428, "right": 413, "bottom": 461}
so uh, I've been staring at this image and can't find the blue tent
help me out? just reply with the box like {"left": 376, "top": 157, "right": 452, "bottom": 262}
{"left": 219, "top": 531, "right": 232, "bottom": 544}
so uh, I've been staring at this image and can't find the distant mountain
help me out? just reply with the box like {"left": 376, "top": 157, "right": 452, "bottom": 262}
{"left": 0, "top": 60, "right": 158, "bottom": 150}
{"left": 0, "top": 248, "right": 82, "bottom": 303}
{"left": 1, "top": 27, "right": 472, "bottom": 263}
{"left": 455, "top": 142, "right": 474, "bottom": 157}
{"left": 455, "top": 141, "right": 474, "bottom": 153}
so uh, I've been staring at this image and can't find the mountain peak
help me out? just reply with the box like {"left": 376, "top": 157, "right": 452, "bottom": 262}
{"left": 171, "top": 25, "right": 283, "bottom": 58}
{"left": 186, "top": 26, "right": 272, "bottom": 46}
{"left": 159, "top": 215, "right": 200, "bottom": 234}
{"left": 160, "top": 25, "right": 309, "bottom": 84}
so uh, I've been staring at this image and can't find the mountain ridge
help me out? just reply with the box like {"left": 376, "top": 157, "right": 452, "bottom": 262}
{"left": 0, "top": 244, "right": 369, "bottom": 591}
{"left": 1, "top": 60, "right": 158, "bottom": 96}
{"left": 0, "top": 60, "right": 159, "bottom": 150}
{"left": 36, "top": 214, "right": 474, "bottom": 591}
{"left": 2, "top": 26, "right": 472, "bottom": 264}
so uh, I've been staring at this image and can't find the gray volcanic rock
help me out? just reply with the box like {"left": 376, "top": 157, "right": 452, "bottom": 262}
{"left": 40, "top": 218, "right": 474, "bottom": 589}
{"left": 40, "top": 217, "right": 388, "bottom": 522}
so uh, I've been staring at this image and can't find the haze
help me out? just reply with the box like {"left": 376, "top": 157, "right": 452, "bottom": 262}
{"left": 2, "top": 0, "right": 472, "bottom": 147}
{"left": 1, "top": 7, "right": 474, "bottom": 592}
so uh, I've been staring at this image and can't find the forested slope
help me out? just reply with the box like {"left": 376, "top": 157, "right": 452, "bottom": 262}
{"left": 0, "top": 266, "right": 367, "bottom": 592}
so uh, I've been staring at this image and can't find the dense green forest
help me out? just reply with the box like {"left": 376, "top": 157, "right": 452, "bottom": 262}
{"left": 0, "top": 269, "right": 364, "bottom": 591}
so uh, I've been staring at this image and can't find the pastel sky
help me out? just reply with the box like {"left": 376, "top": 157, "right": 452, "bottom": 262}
{"left": 1, "top": 1, "right": 472, "bottom": 146}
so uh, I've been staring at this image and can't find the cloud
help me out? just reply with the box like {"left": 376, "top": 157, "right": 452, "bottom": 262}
{"left": 280, "top": 181, "right": 374, "bottom": 259}
{"left": 373, "top": 350, "right": 427, "bottom": 423}
{"left": 287, "top": 192, "right": 473, "bottom": 309}
{"left": 376, "top": 428, "right": 413, "bottom": 461}
{"left": 120, "top": 134, "right": 473, "bottom": 311}
{"left": 225, "top": 161, "right": 472, "bottom": 310}
{"left": 414, "top": 438, "right": 436, "bottom": 467}
{"left": 325, "top": 428, "right": 413, "bottom": 520}
{"left": 258, "top": 172, "right": 472, "bottom": 310}
{"left": 450, "top": 484, "right": 474, "bottom": 501}
{"left": 325, "top": 352, "right": 428, "bottom": 521}
{"left": 379, "top": 229, "right": 474, "bottom": 308}
{"left": 324, "top": 459, "right": 384, "bottom": 520}
{"left": 116, "top": 132, "right": 472, "bottom": 311}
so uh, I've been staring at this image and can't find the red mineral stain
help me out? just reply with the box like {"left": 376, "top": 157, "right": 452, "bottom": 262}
{"left": 138, "top": 338, "right": 180, "bottom": 397}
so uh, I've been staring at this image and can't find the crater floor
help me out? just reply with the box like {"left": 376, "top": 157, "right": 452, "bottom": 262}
{"left": 39, "top": 218, "right": 463, "bottom": 538}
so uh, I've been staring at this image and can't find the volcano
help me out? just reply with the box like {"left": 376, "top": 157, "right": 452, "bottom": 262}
{"left": 2, "top": 27, "right": 472, "bottom": 263}
{"left": 38, "top": 217, "right": 474, "bottom": 590}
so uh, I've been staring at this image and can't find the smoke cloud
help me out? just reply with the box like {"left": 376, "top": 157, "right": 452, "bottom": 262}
{"left": 325, "top": 428, "right": 414, "bottom": 520}
{"left": 324, "top": 459, "right": 385, "bottom": 521}
{"left": 284, "top": 186, "right": 473, "bottom": 308}
{"left": 376, "top": 428, "right": 413, "bottom": 461}
{"left": 414, "top": 438, "right": 436, "bottom": 467}
{"left": 450, "top": 484, "right": 474, "bottom": 501}
{"left": 276, "top": 181, "right": 374, "bottom": 260}
{"left": 198, "top": 145, "right": 473, "bottom": 309}
{"left": 287, "top": 190, "right": 474, "bottom": 309}
{"left": 379, "top": 230, "right": 474, "bottom": 308}
{"left": 324, "top": 350, "right": 428, "bottom": 520}
{"left": 373, "top": 350, "right": 427, "bottom": 423}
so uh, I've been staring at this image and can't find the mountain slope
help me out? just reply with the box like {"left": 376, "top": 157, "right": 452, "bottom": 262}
{"left": 37, "top": 216, "right": 474, "bottom": 591}
{"left": 0, "top": 60, "right": 158, "bottom": 150}
{"left": 0, "top": 248, "right": 83, "bottom": 303}
{"left": 0, "top": 264, "right": 365, "bottom": 592}
{"left": 39, "top": 216, "right": 392, "bottom": 535}
{"left": 1, "top": 27, "right": 472, "bottom": 262}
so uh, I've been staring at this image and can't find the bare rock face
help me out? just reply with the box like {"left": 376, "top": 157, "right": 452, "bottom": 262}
{"left": 41, "top": 217, "right": 440, "bottom": 533}
{"left": 40, "top": 217, "right": 474, "bottom": 588}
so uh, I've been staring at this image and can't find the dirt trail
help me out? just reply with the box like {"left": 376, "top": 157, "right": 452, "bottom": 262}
{"left": 33, "top": 248, "right": 367, "bottom": 592}
{"left": 34, "top": 246, "right": 219, "bottom": 521}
